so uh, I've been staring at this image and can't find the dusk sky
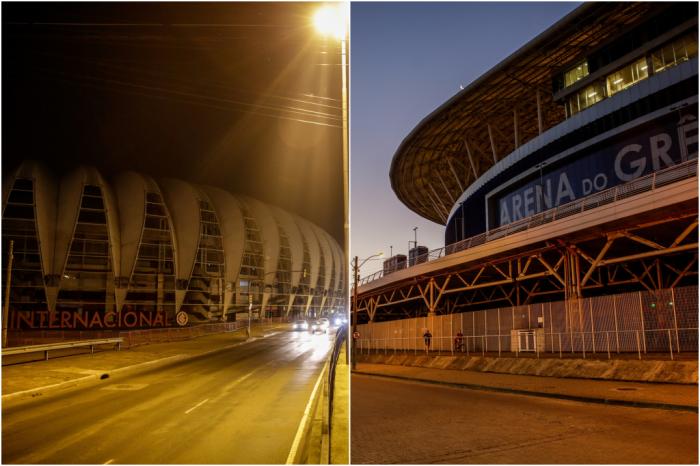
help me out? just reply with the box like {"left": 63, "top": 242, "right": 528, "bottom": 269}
{"left": 351, "top": 1, "right": 580, "bottom": 276}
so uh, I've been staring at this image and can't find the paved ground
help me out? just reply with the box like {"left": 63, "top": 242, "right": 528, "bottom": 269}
{"left": 351, "top": 374, "right": 699, "bottom": 464}
{"left": 354, "top": 363, "right": 698, "bottom": 409}
{"left": 3, "top": 330, "right": 335, "bottom": 464}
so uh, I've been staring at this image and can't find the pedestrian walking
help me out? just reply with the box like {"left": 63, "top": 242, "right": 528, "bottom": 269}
{"left": 423, "top": 329, "right": 432, "bottom": 352}
{"left": 454, "top": 330, "right": 464, "bottom": 352}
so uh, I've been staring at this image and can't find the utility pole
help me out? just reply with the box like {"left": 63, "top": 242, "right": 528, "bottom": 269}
{"left": 352, "top": 256, "right": 358, "bottom": 370}
{"left": 3, "top": 240, "right": 14, "bottom": 348}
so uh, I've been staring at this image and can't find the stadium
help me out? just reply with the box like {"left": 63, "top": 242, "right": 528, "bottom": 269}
{"left": 3, "top": 162, "right": 345, "bottom": 332}
{"left": 355, "top": 2, "right": 698, "bottom": 356}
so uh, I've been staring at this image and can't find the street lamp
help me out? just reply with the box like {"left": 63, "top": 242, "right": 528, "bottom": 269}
{"left": 314, "top": 3, "right": 349, "bottom": 348}
{"left": 352, "top": 252, "right": 383, "bottom": 370}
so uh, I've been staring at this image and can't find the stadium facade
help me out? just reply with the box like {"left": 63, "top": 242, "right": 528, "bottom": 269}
{"left": 358, "top": 2, "right": 698, "bottom": 327}
{"left": 3, "top": 162, "right": 345, "bottom": 331}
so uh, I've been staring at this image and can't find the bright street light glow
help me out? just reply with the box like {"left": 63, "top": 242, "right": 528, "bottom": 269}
{"left": 313, "top": 4, "right": 348, "bottom": 40}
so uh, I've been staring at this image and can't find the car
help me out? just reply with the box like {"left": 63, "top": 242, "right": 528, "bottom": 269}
{"left": 309, "top": 320, "right": 326, "bottom": 334}
{"left": 319, "top": 318, "right": 330, "bottom": 330}
{"left": 292, "top": 320, "right": 309, "bottom": 331}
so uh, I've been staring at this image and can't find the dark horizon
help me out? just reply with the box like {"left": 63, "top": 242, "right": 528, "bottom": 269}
{"left": 2, "top": 2, "right": 344, "bottom": 243}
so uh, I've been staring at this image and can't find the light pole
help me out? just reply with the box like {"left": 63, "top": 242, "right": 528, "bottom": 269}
{"left": 314, "top": 2, "right": 350, "bottom": 357}
{"left": 352, "top": 252, "right": 383, "bottom": 370}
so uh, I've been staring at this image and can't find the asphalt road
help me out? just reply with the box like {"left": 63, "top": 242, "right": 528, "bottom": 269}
{"left": 351, "top": 374, "right": 698, "bottom": 464}
{"left": 3, "top": 330, "right": 333, "bottom": 464}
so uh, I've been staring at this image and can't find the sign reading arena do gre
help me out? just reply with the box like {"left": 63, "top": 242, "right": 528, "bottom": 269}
{"left": 494, "top": 111, "right": 698, "bottom": 227}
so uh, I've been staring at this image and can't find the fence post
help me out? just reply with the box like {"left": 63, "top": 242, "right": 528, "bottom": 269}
{"left": 671, "top": 288, "right": 680, "bottom": 353}
{"left": 638, "top": 292, "right": 647, "bottom": 354}
{"left": 613, "top": 295, "right": 620, "bottom": 353}
{"left": 606, "top": 331, "right": 610, "bottom": 360}
{"left": 558, "top": 333, "right": 562, "bottom": 359}
{"left": 589, "top": 300, "right": 596, "bottom": 354}
{"left": 668, "top": 329, "right": 674, "bottom": 361}
{"left": 635, "top": 331, "right": 641, "bottom": 360}
{"left": 482, "top": 335, "right": 485, "bottom": 356}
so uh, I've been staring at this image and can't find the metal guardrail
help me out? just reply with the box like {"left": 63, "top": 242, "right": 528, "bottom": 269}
{"left": 328, "top": 324, "right": 346, "bottom": 439}
{"left": 2, "top": 338, "right": 123, "bottom": 361}
{"left": 361, "top": 160, "right": 698, "bottom": 285}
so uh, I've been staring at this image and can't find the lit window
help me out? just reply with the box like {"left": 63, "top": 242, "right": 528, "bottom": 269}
{"left": 564, "top": 61, "right": 589, "bottom": 88}
{"left": 606, "top": 57, "right": 649, "bottom": 96}
{"left": 652, "top": 32, "right": 698, "bottom": 73}
{"left": 566, "top": 81, "right": 604, "bottom": 116}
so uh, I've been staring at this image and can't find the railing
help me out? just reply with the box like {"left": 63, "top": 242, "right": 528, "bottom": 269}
{"left": 2, "top": 338, "right": 123, "bottom": 361}
{"left": 356, "top": 286, "right": 699, "bottom": 361}
{"left": 356, "top": 327, "right": 698, "bottom": 361}
{"left": 361, "top": 160, "right": 698, "bottom": 285}
{"left": 328, "top": 324, "right": 347, "bottom": 437}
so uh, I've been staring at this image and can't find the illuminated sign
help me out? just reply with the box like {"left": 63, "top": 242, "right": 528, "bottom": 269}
{"left": 9, "top": 310, "right": 172, "bottom": 330}
{"left": 494, "top": 111, "right": 697, "bottom": 227}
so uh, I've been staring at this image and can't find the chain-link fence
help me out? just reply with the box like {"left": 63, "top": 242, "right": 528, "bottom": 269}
{"left": 356, "top": 286, "right": 698, "bottom": 360}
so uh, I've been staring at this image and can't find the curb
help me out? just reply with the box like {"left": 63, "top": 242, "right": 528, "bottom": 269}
{"left": 353, "top": 371, "right": 698, "bottom": 413}
{"left": 2, "top": 335, "right": 263, "bottom": 405}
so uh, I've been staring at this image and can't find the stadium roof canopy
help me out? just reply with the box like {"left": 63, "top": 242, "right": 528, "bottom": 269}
{"left": 389, "top": 2, "right": 664, "bottom": 225}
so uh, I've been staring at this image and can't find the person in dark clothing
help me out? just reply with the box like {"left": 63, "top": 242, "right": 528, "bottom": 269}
{"left": 423, "top": 329, "right": 432, "bottom": 351}
{"left": 454, "top": 330, "right": 464, "bottom": 352}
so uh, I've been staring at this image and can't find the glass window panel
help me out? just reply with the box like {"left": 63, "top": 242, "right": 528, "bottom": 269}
{"left": 8, "top": 189, "right": 34, "bottom": 204}
{"left": 606, "top": 57, "right": 648, "bottom": 96}
{"left": 652, "top": 32, "right": 698, "bottom": 73}
{"left": 566, "top": 81, "right": 604, "bottom": 116}
{"left": 564, "top": 61, "right": 589, "bottom": 88}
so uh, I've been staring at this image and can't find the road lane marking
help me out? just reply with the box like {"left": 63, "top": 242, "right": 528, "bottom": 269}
{"left": 185, "top": 398, "right": 209, "bottom": 414}
{"left": 104, "top": 459, "right": 114, "bottom": 464}
{"left": 285, "top": 360, "right": 328, "bottom": 464}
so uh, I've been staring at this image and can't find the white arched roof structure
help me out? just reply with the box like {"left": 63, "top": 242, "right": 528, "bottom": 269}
{"left": 2, "top": 161, "right": 57, "bottom": 287}
{"left": 313, "top": 223, "right": 333, "bottom": 292}
{"left": 240, "top": 196, "right": 280, "bottom": 287}
{"left": 3, "top": 162, "right": 345, "bottom": 323}
{"left": 157, "top": 178, "right": 200, "bottom": 283}
{"left": 296, "top": 218, "right": 322, "bottom": 291}
{"left": 201, "top": 186, "right": 245, "bottom": 287}
{"left": 112, "top": 171, "right": 149, "bottom": 283}
{"left": 271, "top": 206, "right": 305, "bottom": 289}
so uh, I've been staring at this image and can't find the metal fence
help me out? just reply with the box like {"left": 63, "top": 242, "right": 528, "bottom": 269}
{"left": 361, "top": 160, "right": 698, "bottom": 285}
{"left": 356, "top": 286, "right": 698, "bottom": 360}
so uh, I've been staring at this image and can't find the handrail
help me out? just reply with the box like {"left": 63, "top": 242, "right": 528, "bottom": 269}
{"left": 361, "top": 160, "right": 698, "bottom": 285}
{"left": 3, "top": 338, "right": 123, "bottom": 361}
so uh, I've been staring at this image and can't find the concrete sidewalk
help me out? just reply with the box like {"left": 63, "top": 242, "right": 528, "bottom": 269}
{"left": 2, "top": 325, "right": 284, "bottom": 402}
{"left": 330, "top": 342, "right": 349, "bottom": 464}
{"left": 354, "top": 362, "right": 698, "bottom": 412}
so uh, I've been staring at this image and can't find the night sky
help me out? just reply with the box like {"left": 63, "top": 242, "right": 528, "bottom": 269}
{"left": 2, "top": 2, "right": 344, "bottom": 243}
{"left": 351, "top": 2, "right": 580, "bottom": 275}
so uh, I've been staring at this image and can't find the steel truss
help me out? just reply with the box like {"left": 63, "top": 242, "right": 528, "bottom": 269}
{"left": 356, "top": 214, "right": 698, "bottom": 323}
